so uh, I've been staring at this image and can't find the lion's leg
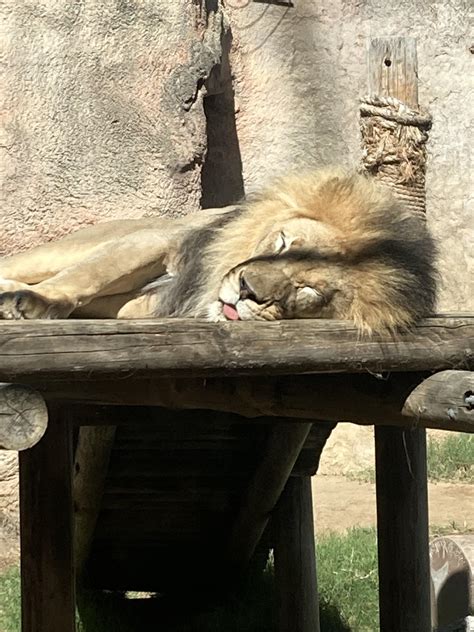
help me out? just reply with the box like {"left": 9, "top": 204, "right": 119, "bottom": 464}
{"left": 0, "top": 218, "right": 175, "bottom": 284}
{"left": 0, "top": 230, "right": 176, "bottom": 319}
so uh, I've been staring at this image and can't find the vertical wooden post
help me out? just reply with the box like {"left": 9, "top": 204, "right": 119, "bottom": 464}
{"left": 375, "top": 427, "right": 431, "bottom": 632}
{"left": 273, "top": 476, "right": 320, "bottom": 632}
{"left": 19, "top": 406, "right": 76, "bottom": 632}
{"left": 366, "top": 36, "right": 432, "bottom": 632}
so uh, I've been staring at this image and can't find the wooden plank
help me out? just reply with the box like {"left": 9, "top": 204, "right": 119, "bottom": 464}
{"left": 402, "top": 370, "right": 474, "bottom": 429}
{"left": 0, "top": 383, "right": 48, "bottom": 450}
{"left": 19, "top": 407, "right": 75, "bottom": 632}
{"left": 74, "top": 425, "right": 116, "bottom": 578}
{"left": 368, "top": 37, "right": 418, "bottom": 107}
{"left": 39, "top": 374, "right": 474, "bottom": 433}
{"left": 227, "top": 422, "right": 317, "bottom": 568}
{"left": 375, "top": 426, "right": 431, "bottom": 632}
{"left": 0, "top": 317, "right": 472, "bottom": 379}
{"left": 274, "top": 477, "right": 320, "bottom": 632}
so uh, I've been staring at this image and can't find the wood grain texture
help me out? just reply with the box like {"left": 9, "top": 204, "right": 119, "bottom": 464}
{"left": 274, "top": 477, "right": 320, "bottom": 632}
{"left": 227, "top": 422, "right": 315, "bottom": 568}
{"left": 19, "top": 409, "right": 75, "bottom": 632}
{"left": 402, "top": 370, "right": 474, "bottom": 429}
{"left": 0, "top": 317, "right": 472, "bottom": 380}
{"left": 74, "top": 425, "right": 116, "bottom": 578}
{"left": 368, "top": 37, "right": 418, "bottom": 107}
{"left": 38, "top": 373, "right": 474, "bottom": 433}
{"left": 0, "top": 383, "right": 48, "bottom": 450}
{"left": 375, "top": 427, "right": 431, "bottom": 632}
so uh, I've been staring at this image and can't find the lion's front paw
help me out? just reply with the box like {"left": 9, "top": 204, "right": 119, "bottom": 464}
{"left": 0, "top": 290, "right": 74, "bottom": 320}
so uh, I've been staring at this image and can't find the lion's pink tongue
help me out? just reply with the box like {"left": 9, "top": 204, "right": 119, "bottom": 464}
{"left": 223, "top": 303, "right": 240, "bottom": 321}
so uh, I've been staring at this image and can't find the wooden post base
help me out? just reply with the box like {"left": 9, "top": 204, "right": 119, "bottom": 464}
{"left": 375, "top": 426, "right": 431, "bottom": 632}
{"left": 274, "top": 476, "right": 320, "bottom": 632}
{"left": 19, "top": 407, "right": 76, "bottom": 632}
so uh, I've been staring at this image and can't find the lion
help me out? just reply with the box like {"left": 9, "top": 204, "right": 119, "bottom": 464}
{"left": 0, "top": 169, "right": 436, "bottom": 333}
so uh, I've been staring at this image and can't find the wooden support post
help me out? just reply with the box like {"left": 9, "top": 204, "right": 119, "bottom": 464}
{"left": 19, "top": 406, "right": 76, "bottom": 632}
{"left": 367, "top": 37, "right": 431, "bottom": 632}
{"left": 375, "top": 427, "right": 431, "bottom": 632}
{"left": 274, "top": 477, "right": 320, "bottom": 632}
{"left": 228, "top": 422, "right": 314, "bottom": 568}
{"left": 74, "top": 425, "right": 116, "bottom": 579}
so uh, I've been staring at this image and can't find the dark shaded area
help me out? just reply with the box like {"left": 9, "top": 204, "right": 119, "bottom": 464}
{"left": 436, "top": 568, "right": 470, "bottom": 627}
{"left": 201, "top": 30, "right": 244, "bottom": 208}
{"left": 78, "top": 567, "right": 353, "bottom": 632}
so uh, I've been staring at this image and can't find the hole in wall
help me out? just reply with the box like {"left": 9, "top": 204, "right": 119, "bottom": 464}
{"left": 384, "top": 58, "right": 392, "bottom": 67}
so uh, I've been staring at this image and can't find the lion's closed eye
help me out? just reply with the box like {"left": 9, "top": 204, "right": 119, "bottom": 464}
{"left": 295, "top": 286, "right": 326, "bottom": 312}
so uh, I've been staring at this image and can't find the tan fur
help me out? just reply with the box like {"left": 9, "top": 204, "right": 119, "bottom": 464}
{"left": 0, "top": 169, "right": 435, "bottom": 332}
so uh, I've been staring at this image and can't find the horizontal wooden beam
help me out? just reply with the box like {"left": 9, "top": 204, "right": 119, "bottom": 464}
{"left": 0, "top": 317, "right": 472, "bottom": 380}
{"left": 36, "top": 373, "right": 473, "bottom": 433}
{"left": 0, "top": 383, "right": 48, "bottom": 450}
{"left": 402, "top": 370, "right": 474, "bottom": 429}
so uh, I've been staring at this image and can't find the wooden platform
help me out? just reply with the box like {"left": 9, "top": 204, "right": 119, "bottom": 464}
{"left": 1, "top": 316, "right": 472, "bottom": 632}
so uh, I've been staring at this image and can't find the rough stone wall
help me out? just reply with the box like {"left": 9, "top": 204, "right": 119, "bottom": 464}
{"left": 1, "top": 0, "right": 227, "bottom": 254}
{"left": 228, "top": 0, "right": 473, "bottom": 312}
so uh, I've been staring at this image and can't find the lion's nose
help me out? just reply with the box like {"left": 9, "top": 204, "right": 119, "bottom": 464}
{"left": 239, "top": 274, "right": 258, "bottom": 302}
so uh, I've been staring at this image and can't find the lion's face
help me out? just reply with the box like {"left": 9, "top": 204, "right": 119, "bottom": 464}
{"left": 217, "top": 259, "right": 328, "bottom": 321}
{"left": 214, "top": 219, "right": 349, "bottom": 322}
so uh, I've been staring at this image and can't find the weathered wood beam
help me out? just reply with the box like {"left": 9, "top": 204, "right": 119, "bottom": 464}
{"left": 19, "top": 408, "right": 75, "bottom": 632}
{"left": 37, "top": 373, "right": 474, "bottom": 433}
{"left": 375, "top": 426, "right": 431, "bottom": 632}
{"left": 0, "top": 317, "right": 471, "bottom": 379}
{"left": 74, "top": 425, "right": 116, "bottom": 579}
{"left": 274, "top": 477, "right": 320, "bottom": 632}
{"left": 402, "top": 370, "right": 474, "bottom": 429}
{"left": 0, "top": 383, "right": 48, "bottom": 450}
{"left": 227, "top": 422, "right": 318, "bottom": 568}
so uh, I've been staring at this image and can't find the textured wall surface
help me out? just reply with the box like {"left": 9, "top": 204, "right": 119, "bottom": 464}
{"left": 1, "top": 0, "right": 227, "bottom": 253}
{"left": 228, "top": 0, "right": 473, "bottom": 311}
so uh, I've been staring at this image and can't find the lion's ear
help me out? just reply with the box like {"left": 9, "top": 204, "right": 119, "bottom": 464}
{"left": 295, "top": 286, "right": 326, "bottom": 312}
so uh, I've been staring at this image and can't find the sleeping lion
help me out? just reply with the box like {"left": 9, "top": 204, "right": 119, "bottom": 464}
{"left": 0, "top": 169, "right": 436, "bottom": 333}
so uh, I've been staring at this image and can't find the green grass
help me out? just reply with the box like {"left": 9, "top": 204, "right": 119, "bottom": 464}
{"left": 2, "top": 522, "right": 473, "bottom": 631}
{"left": 427, "top": 433, "right": 474, "bottom": 483}
{"left": 0, "top": 529, "right": 378, "bottom": 632}
{"left": 318, "top": 528, "right": 379, "bottom": 631}
{"left": 346, "top": 433, "right": 474, "bottom": 484}
{"left": 0, "top": 566, "right": 21, "bottom": 632}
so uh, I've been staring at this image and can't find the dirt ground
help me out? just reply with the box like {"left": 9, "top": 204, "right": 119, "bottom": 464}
{"left": 313, "top": 424, "right": 474, "bottom": 533}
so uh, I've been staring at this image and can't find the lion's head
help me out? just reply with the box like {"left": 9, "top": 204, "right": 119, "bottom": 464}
{"left": 154, "top": 169, "right": 437, "bottom": 334}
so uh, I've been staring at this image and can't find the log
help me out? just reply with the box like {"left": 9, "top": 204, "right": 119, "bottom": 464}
{"left": 273, "top": 477, "right": 320, "bottom": 632}
{"left": 430, "top": 535, "right": 474, "bottom": 629}
{"left": 0, "top": 317, "right": 472, "bottom": 379}
{"left": 39, "top": 373, "right": 474, "bottom": 433}
{"left": 369, "top": 36, "right": 431, "bottom": 632}
{"left": 403, "top": 370, "right": 474, "bottom": 429}
{"left": 74, "top": 425, "right": 116, "bottom": 579}
{"left": 227, "top": 422, "right": 317, "bottom": 568}
{"left": 0, "top": 383, "right": 48, "bottom": 450}
{"left": 19, "top": 408, "right": 75, "bottom": 632}
{"left": 375, "top": 426, "right": 431, "bottom": 632}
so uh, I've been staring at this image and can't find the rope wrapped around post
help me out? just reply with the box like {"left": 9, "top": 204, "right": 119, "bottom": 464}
{"left": 360, "top": 95, "right": 432, "bottom": 213}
